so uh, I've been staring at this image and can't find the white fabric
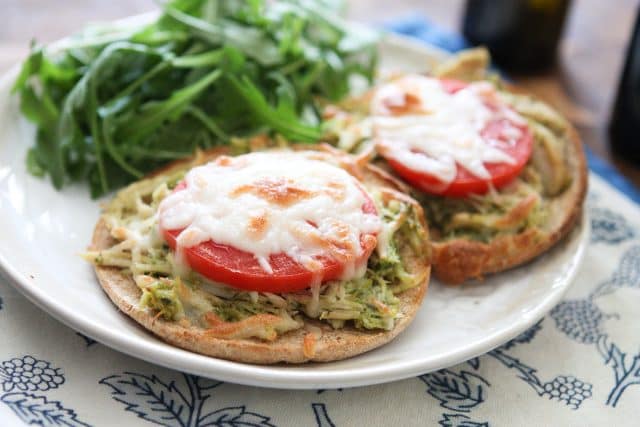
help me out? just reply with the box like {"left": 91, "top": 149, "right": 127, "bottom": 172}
{"left": 0, "top": 173, "right": 638, "bottom": 427}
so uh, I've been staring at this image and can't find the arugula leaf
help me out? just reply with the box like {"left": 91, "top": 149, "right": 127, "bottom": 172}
{"left": 14, "top": 0, "right": 379, "bottom": 197}
{"left": 227, "top": 75, "right": 321, "bottom": 142}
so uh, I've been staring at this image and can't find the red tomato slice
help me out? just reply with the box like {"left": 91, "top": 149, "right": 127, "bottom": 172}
{"left": 161, "top": 183, "right": 378, "bottom": 293}
{"left": 439, "top": 78, "right": 468, "bottom": 93}
{"left": 379, "top": 79, "right": 533, "bottom": 198}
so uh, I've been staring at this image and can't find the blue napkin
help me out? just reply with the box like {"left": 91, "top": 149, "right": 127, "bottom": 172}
{"left": 385, "top": 16, "right": 640, "bottom": 204}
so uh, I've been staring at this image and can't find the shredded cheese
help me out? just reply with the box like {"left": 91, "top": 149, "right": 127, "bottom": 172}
{"left": 158, "top": 151, "right": 382, "bottom": 281}
{"left": 370, "top": 75, "right": 525, "bottom": 184}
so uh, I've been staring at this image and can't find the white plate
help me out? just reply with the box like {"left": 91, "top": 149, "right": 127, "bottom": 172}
{"left": 0, "top": 28, "right": 588, "bottom": 389}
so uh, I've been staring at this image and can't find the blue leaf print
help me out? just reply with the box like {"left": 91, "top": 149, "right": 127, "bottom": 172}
{"left": 489, "top": 349, "right": 592, "bottom": 409}
{"left": 419, "top": 369, "right": 489, "bottom": 412}
{"left": 316, "top": 388, "right": 343, "bottom": 394}
{"left": 101, "top": 372, "right": 274, "bottom": 427}
{"left": 590, "top": 207, "right": 635, "bottom": 244}
{"left": 488, "top": 349, "right": 544, "bottom": 393}
{"left": 597, "top": 336, "right": 627, "bottom": 376}
{"left": 466, "top": 358, "right": 480, "bottom": 370}
{"left": 597, "top": 337, "right": 640, "bottom": 407}
{"left": 1, "top": 392, "right": 90, "bottom": 427}
{"left": 100, "top": 373, "right": 190, "bottom": 426}
{"left": 311, "top": 403, "right": 336, "bottom": 427}
{"left": 590, "top": 245, "right": 640, "bottom": 299}
{"left": 198, "top": 406, "right": 275, "bottom": 427}
{"left": 197, "top": 378, "right": 223, "bottom": 391}
{"left": 75, "top": 333, "right": 97, "bottom": 347}
{"left": 0, "top": 356, "right": 65, "bottom": 393}
{"left": 501, "top": 320, "right": 543, "bottom": 350}
{"left": 439, "top": 414, "right": 488, "bottom": 427}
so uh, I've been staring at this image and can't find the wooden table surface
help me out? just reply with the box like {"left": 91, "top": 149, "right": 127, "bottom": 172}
{"left": 3, "top": 0, "right": 640, "bottom": 188}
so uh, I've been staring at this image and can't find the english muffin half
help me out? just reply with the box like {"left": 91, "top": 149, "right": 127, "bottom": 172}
{"left": 85, "top": 147, "right": 431, "bottom": 363}
{"left": 324, "top": 48, "right": 587, "bottom": 284}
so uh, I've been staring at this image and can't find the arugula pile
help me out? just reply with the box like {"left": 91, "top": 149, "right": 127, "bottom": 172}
{"left": 13, "top": 0, "right": 378, "bottom": 197}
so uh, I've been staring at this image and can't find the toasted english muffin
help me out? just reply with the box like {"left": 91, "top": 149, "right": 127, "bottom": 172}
{"left": 87, "top": 147, "right": 431, "bottom": 363}
{"left": 427, "top": 124, "right": 586, "bottom": 284}
{"left": 324, "top": 48, "right": 587, "bottom": 284}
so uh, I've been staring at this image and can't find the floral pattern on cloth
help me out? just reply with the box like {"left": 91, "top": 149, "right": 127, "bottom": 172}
{"left": 550, "top": 245, "right": 640, "bottom": 407}
{"left": 0, "top": 356, "right": 88, "bottom": 426}
{"left": 419, "top": 320, "right": 594, "bottom": 426}
{"left": 100, "top": 373, "right": 274, "bottom": 427}
{"left": 590, "top": 207, "right": 635, "bottom": 244}
{"left": 0, "top": 175, "right": 639, "bottom": 426}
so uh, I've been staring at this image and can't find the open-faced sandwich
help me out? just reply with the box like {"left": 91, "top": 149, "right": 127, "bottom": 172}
{"left": 84, "top": 148, "right": 430, "bottom": 363}
{"left": 325, "top": 48, "right": 587, "bottom": 284}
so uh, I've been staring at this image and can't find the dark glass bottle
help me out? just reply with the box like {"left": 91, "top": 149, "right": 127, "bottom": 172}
{"left": 609, "top": 9, "right": 640, "bottom": 165}
{"left": 463, "top": 0, "right": 572, "bottom": 73}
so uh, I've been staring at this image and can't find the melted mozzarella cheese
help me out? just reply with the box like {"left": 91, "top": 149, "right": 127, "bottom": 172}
{"left": 370, "top": 75, "right": 524, "bottom": 184}
{"left": 158, "top": 152, "right": 381, "bottom": 280}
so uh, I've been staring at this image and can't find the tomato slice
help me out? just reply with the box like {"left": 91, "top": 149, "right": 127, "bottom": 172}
{"left": 439, "top": 78, "right": 468, "bottom": 94}
{"left": 161, "top": 183, "right": 378, "bottom": 293}
{"left": 378, "top": 78, "right": 533, "bottom": 197}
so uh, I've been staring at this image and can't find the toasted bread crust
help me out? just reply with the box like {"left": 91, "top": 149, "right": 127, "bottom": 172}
{"left": 431, "top": 125, "right": 587, "bottom": 284}
{"left": 90, "top": 148, "right": 430, "bottom": 364}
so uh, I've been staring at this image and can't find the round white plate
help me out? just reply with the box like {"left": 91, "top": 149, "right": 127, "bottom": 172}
{"left": 0, "top": 28, "right": 588, "bottom": 389}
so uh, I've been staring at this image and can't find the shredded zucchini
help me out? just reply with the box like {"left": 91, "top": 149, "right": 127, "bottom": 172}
{"left": 84, "top": 159, "right": 428, "bottom": 339}
{"left": 322, "top": 48, "right": 574, "bottom": 242}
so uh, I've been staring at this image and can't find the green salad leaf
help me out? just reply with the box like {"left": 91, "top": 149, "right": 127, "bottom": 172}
{"left": 14, "top": 0, "right": 378, "bottom": 197}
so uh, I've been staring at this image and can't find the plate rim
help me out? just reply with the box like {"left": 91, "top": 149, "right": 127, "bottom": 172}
{"left": 0, "top": 210, "right": 589, "bottom": 389}
{"left": 0, "top": 26, "right": 589, "bottom": 389}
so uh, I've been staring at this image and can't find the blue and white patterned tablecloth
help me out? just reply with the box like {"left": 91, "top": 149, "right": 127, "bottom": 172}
{"left": 2, "top": 19, "right": 640, "bottom": 427}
